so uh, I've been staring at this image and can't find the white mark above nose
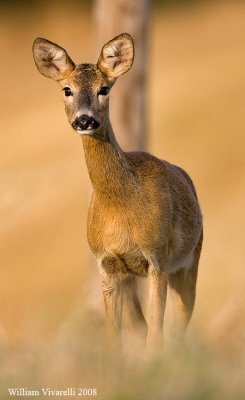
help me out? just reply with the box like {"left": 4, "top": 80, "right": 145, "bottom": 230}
{"left": 75, "top": 110, "right": 93, "bottom": 119}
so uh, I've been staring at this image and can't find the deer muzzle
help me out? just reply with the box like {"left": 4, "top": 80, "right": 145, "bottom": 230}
{"left": 72, "top": 114, "right": 100, "bottom": 133}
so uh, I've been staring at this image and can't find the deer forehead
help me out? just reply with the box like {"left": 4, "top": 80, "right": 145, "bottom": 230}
{"left": 64, "top": 64, "right": 106, "bottom": 90}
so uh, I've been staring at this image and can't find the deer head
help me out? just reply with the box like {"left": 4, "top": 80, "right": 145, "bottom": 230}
{"left": 32, "top": 33, "right": 134, "bottom": 136}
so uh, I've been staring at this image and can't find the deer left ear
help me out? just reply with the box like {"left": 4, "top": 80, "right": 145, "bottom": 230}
{"left": 32, "top": 38, "right": 75, "bottom": 81}
{"left": 97, "top": 33, "right": 134, "bottom": 80}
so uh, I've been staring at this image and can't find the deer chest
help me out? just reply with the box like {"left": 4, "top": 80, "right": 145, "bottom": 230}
{"left": 87, "top": 205, "right": 149, "bottom": 277}
{"left": 87, "top": 207, "right": 133, "bottom": 255}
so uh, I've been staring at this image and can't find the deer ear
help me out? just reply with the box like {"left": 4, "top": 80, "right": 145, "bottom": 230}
{"left": 32, "top": 38, "right": 75, "bottom": 81}
{"left": 97, "top": 33, "right": 134, "bottom": 80}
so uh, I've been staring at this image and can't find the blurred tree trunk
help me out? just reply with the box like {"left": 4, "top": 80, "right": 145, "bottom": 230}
{"left": 93, "top": 0, "right": 150, "bottom": 151}
{"left": 87, "top": 0, "right": 150, "bottom": 309}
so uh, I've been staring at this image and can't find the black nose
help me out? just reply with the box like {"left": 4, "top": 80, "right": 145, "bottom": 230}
{"left": 72, "top": 114, "right": 100, "bottom": 131}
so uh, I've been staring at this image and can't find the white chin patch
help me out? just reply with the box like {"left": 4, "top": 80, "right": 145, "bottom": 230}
{"left": 75, "top": 128, "right": 93, "bottom": 135}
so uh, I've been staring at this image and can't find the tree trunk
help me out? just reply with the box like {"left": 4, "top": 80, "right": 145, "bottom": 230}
{"left": 93, "top": 0, "right": 150, "bottom": 151}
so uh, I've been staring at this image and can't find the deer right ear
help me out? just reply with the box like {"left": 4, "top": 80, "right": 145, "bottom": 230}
{"left": 32, "top": 38, "right": 75, "bottom": 81}
{"left": 97, "top": 33, "right": 134, "bottom": 81}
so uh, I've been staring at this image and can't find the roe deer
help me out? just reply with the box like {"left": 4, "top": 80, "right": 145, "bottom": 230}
{"left": 32, "top": 33, "right": 203, "bottom": 350}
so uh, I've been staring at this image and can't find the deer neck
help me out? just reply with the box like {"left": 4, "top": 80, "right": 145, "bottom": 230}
{"left": 81, "top": 122, "right": 137, "bottom": 201}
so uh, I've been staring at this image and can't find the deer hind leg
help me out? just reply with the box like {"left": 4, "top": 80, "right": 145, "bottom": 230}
{"left": 122, "top": 276, "right": 148, "bottom": 347}
{"left": 168, "top": 232, "right": 203, "bottom": 339}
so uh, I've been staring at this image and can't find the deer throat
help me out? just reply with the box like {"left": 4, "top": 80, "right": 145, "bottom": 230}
{"left": 81, "top": 133, "right": 138, "bottom": 202}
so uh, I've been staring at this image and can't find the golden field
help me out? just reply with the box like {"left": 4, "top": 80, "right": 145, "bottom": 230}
{"left": 0, "top": 1, "right": 245, "bottom": 398}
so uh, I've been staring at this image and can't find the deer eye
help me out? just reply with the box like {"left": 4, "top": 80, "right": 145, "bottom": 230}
{"left": 63, "top": 87, "right": 73, "bottom": 97}
{"left": 98, "top": 86, "right": 109, "bottom": 96}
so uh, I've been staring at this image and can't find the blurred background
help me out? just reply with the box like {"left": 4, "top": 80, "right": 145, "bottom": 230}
{"left": 1, "top": 0, "right": 245, "bottom": 398}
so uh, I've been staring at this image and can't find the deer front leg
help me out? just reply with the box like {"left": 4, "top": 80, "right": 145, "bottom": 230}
{"left": 101, "top": 271, "right": 123, "bottom": 345}
{"left": 100, "top": 257, "right": 125, "bottom": 347}
{"left": 122, "top": 276, "right": 148, "bottom": 347}
{"left": 147, "top": 265, "right": 168, "bottom": 351}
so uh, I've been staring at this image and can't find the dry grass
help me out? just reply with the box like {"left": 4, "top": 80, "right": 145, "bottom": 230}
{"left": 1, "top": 1, "right": 245, "bottom": 398}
